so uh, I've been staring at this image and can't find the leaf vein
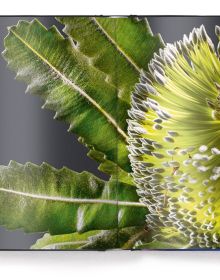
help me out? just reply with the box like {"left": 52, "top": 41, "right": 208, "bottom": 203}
{"left": 0, "top": 187, "right": 147, "bottom": 208}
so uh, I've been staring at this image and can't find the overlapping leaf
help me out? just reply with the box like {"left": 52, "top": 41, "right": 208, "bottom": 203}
{"left": 57, "top": 17, "right": 163, "bottom": 104}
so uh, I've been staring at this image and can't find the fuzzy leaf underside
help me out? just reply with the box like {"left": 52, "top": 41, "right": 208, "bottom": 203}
{"left": 57, "top": 17, "right": 164, "bottom": 105}
{"left": 2, "top": 19, "right": 130, "bottom": 174}
{"left": 0, "top": 161, "right": 147, "bottom": 235}
{"left": 31, "top": 226, "right": 147, "bottom": 250}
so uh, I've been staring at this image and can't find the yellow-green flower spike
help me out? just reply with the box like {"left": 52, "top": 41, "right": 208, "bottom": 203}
{"left": 128, "top": 25, "right": 220, "bottom": 249}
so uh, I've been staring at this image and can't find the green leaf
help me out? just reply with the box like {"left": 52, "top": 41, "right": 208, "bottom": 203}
{"left": 57, "top": 17, "right": 164, "bottom": 104}
{"left": 31, "top": 230, "right": 100, "bottom": 250}
{"left": 31, "top": 226, "right": 147, "bottom": 250}
{"left": 0, "top": 161, "right": 147, "bottom": 235}
{"left": 2, "top": 19, "right": 130, "bottom": 174}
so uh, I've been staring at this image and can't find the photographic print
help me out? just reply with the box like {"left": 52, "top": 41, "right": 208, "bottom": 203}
{"left": 0, "top": 16, "right": 220, "bottom": 250}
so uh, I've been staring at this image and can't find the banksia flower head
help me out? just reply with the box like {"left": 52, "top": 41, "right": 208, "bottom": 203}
{"left": 128, "top": 25, "right": 220, "bottom": 249}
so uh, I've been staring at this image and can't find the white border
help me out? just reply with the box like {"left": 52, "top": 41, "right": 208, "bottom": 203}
{"left": 1, "top": 250, "right": 220, "bottom": 280}
{"left": 0, "top": 0, "right": 220, "bottom": 15}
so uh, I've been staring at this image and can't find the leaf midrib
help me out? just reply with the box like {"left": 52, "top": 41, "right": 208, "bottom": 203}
{"left": 10, "top": 28, "right": 128, "bottom": 142}
{"left": 92, "top": 17, "right": 142, "bottom": 73}
{"left": 0, "top": 187, "right": 147, "bottom": 208}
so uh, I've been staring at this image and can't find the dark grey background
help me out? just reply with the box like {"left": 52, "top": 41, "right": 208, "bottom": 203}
{"left": 0, "top": 16, "right": 219, "bottom": 249}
